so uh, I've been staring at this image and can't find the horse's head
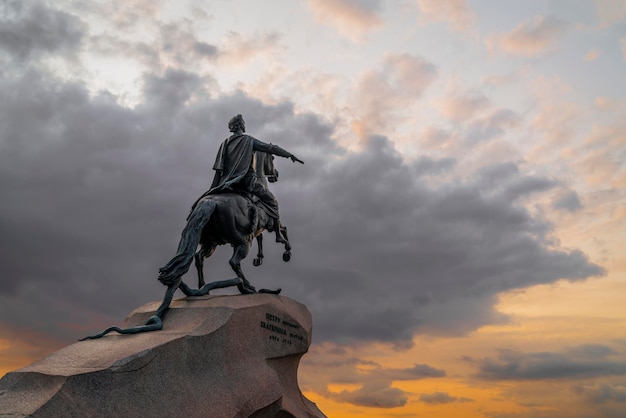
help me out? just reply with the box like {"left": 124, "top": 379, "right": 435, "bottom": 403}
{"left": 256, "top": 151, "right": 278, "bottom": 183}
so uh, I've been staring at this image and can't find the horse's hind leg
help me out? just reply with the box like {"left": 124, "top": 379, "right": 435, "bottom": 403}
{"left": 195, "top": 245, "right": 216, "bottom": 288}
{"left": 229, "top": 243, "right": 255, "bottom": 294}
{"left": 253, "top": 234, "right": 264, "bottom": 266}
{"left": 158, "top": 199, "right": 216, "bottom": 286}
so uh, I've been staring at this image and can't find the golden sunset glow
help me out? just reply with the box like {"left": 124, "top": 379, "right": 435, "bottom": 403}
{"left": 1, "top": 1, "right": 625, "bottom": 417}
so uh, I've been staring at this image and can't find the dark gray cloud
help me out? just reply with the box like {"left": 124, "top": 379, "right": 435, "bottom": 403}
{"left": 419, "top": 391, "right": 473, "bottom": 404}
{"left": 0, "top": 63, "right": 605, "bottom": 349}
{"left": 0, "top": 4, "right": 605, "bottom": 351}
{"left": 411, "top": 155, "right": 456, "bottom": 177}
{"left": 472, "top": 346, "right": 626, "bottom": 381}
{"left": 572, "top": 381, "right": 626, "bottom": 404}
{"left": 159, "top": 22, "right": 219, "bottom": 64}
{"left": 567, "top": 344, "right": 617, "bottom": 358}
{"left": 0, "top": 0, "right": 85, "bottom": 62}
{"left": 334, "top": 384, "right": 408, "bottom": 408}
{"left": 88, "top": 20, "right": 220, "bottom": 74}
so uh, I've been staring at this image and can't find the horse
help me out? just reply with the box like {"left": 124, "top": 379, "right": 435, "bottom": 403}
{"left": 80, "top": 151, "right": 291, "bottom": 340}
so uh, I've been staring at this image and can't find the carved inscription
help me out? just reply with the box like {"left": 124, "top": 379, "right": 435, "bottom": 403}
{"left": 260, "top": 312, "right": 305, "bottom": 345}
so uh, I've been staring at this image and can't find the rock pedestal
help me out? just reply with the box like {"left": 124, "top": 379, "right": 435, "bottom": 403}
{"left": 0, "top": 294, "right": 326, "bottom": 418}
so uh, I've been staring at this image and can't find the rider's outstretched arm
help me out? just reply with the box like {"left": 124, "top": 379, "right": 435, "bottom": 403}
{"left": 252, "top": 138, "right": 304, "bottom": 164}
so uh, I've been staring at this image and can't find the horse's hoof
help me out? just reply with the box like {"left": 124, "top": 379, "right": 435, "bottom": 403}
{"left": 259, "top": 288, "right": 281, "bottom": 295}
{"left": 253, "top": 258, "right": 263, "bottom": 266}
{"left": 282, "top": 251, "right": 291, "bottom": 262}
{"left": 243, "top": 284, "right": 256, "bottom": 294}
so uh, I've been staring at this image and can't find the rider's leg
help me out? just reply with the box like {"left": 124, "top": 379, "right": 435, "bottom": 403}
{"left": 249, "top": 182, "right": 287, "bottom": 243}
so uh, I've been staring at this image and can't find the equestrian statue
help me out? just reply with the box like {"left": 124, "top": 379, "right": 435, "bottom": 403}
{"left": 81, "top": 114, "right": 303, "bottom": 340}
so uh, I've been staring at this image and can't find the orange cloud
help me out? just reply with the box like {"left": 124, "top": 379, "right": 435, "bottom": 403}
{"left": 350, "top": 53, "right": 437, "bottom": 138}
{"left": 486, "top": 15, "right": 570, "bottom": 57}
{"left": 305, "top": 0, "right": 384, "bottom": 41}
{"left": 583, "top": 48, "right": 601, "bottom": 61}
{"left": 433, "top": 82, "right": 490, "bottom": 122}
{"left": 594, "top": 0, "right": 626, "bottom": 27}
{"left": 415, "top": 0, "right": 474, "bottom": 31}
{"left": 576, "top": 122, "right": 626, "bottom": 188}
{"left": 217, "top": 31, "right": 282, "bottom": 67}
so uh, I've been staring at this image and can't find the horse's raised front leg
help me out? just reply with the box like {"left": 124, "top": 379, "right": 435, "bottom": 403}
{"left": 253, "top": 234, "right": 264, "bottom": 266}
{"left": 195, "top": 245, "right": 216, "bottom": 288}
{"left": 280, "top": 224, "right": 291, "bottom": 262}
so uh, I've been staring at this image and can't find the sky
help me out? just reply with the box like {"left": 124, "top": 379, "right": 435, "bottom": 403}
{"left": 0, "top": 0, "right": 625, "bottom": 416}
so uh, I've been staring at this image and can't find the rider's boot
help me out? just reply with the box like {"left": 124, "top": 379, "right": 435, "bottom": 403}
{"left": 273, "top": 218, "right": 287, "bottom": 243}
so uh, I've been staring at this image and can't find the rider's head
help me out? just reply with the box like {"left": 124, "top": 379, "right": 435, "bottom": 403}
{"left": 228, "top": 114, "right": 246, "bottom": 133}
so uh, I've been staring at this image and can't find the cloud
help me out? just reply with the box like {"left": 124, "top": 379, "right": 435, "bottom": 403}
{"left": 0, "top": 26, "right": 604, "bottom": 355}
{"left": 142, "top": 68, "right": 208, "bottom": 113}
{"left": 158, "top": 22, "right": 218, "bottom": 65}
{"left": 573, "top": 381, "right": 626, "bottom": 404}
{"left": 217, "top": 31, "right": 282, "bottom": 67}
{"left": 88, "top": 23, "right": 274, "bottom": 76}
{"left": 594, "top": 0, "right": 626, "bottom": 27}
{"left": 466, "top": 109, "right": 519, "bottom": 143}
{"left": 486, "top": 15, "right": 571, "bottom": 57}
{"left": 0, "top": 66, "right": 340, "bottom": 337}
{"left": 415, "top": 0, "right": 474, "bottom": 32}
{"left": 0, "top": 0, "right": 85, "bottom": 62}
{"left": 552, "top": 190, "right": 583, "bottom": 213}
{"left": 473, "top": 346, "right": 626, "bottom": 380}
{"left": 567, "top": 344, "right": 618, "bottom": 358}
{"left": 0, "top": 63, "right": 604, "bottom": 349}
{"left": 434, "top": 85, "right": 491, "bottom": 122}
{"left": 622, "top": 38, "right": 626, "bottom": 61}
{"left": 284, "top": 135, "right": 603, "bottom": 342}
{"left": 412, "top": 155, "right": 457, "bottom": 177}
{"left": 432, "top": 83, "right": 520, "bottom": 145}
{"left": 237, "top": 53, "right": 438, "bottom": 150}
{"left": 305, "top": 0, "right": 384, "bottom": 41}
{"left": 351, "top": 53, "right": 437, "bottom": 138}
{"left": 574, "top": 121, "right": 626, "bottom": 188}
{"left": 80, "top": 0, "right": 161, "bottom": 29}
{"left": 302, "top": 354, "right": 446, "bottom": 408}
{"left": 481, "top": 67, "right": 530, "bottom": 87}
{"left": 419, "top": 391, "right": 473, "bottom": 404}
{"left": 334, "top": 384, "right": 408, "bottom": 408}
{"left": 584, "top": 49, "right": 601, "bottom": 61}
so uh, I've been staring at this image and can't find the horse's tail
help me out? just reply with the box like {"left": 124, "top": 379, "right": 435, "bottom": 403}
{"left": 158, "top": 198, "right": 217, "bottom": 286}
{"left": 187, "top": 190, "right": 211, "bottom": 220}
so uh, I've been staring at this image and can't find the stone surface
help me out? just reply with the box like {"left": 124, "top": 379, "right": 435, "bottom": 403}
{"left": 0, "top": 294, "right": 326, "bottom": 418}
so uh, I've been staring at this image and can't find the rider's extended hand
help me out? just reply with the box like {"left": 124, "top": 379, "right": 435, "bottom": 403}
{"left": 290, "top": 155, "right": 304, "bottom": 164}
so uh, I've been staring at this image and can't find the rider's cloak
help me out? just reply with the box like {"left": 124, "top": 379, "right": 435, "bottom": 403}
{"left": 187, "top": 133, "right": 281, "bottom": 220}
{"left": 209, "top": 133, "right": 256, "bottom": 194}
